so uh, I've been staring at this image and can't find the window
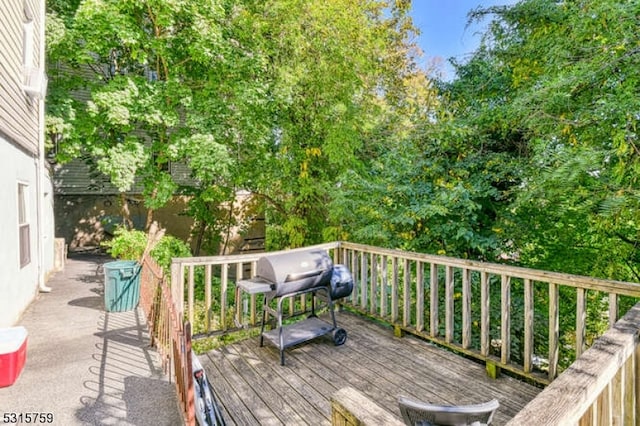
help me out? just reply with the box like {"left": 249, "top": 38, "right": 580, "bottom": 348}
{"left": 18, "top": 183, "right": 30, "bottom": 267}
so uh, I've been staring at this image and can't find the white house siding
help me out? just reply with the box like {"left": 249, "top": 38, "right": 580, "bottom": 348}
{"left": 0, "top": 0, "right": 55, "bottom": 327}
{"left": 0, "top": 0, "right": 42, "bottom": 155}
{"left": 0, "top": 140, "right": 39, "bottom": 326}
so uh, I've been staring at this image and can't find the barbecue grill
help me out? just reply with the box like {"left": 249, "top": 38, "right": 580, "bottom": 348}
{"left": 237, "top": 249, "right": 353, "bottom": 365}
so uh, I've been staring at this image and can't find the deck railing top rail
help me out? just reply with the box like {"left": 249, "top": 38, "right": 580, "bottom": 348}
{"left": 171, "top": 242, "right": 340, "bottom": 266}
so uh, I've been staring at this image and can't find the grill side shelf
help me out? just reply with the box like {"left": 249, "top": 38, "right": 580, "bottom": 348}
{"left": 237, "top": 278, "right": 273, "bottom": 294}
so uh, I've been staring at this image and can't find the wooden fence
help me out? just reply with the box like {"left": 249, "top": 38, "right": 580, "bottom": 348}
{"left": 139, "top": 255, "right": 195, "bottom": 426}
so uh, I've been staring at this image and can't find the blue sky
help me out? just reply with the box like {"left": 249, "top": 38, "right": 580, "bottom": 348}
{"left": 410, "top": 1, "right": 518, "bottom": 79}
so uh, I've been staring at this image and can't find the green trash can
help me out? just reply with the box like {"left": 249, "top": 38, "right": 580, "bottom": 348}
{"left": 103, "top": 260, "right": 141, "bottom": 312}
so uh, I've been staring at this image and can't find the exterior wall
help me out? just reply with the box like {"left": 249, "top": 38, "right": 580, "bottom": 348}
{"left": 42, "top": 168, "right": 56, "bottom": 276}
{"left": 54, "top": 195, "right": 195, "bottom": 250}
{"left": 0, "top": 0, "right": 42, "bottom": 155}
{"left": 55, "top": 194, "right": 265, "bottom": 255}
{"left": 0, "top": 0, "right": 55, "bottom": 327}
{"left": 0, "top": 140, "right": 39, "bottom": 326}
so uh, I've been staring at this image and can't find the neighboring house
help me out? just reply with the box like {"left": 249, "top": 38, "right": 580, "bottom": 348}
{"left": 0, "top": 0, "right": 57, "bottom": 327}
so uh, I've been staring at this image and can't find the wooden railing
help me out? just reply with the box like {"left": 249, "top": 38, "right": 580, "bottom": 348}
{"left": 338, "top": 242, "right": 640, "bottom": 384}
{"left": 139, "top": 255, "right": 195, "bottom": 426}
{"left": 507, "top": 302, "right": 640, "bottom": 425}
{"left": 171, "top": 241, "right": 640, "bottom": 385}
{"left": 170, "top": 242, "right": 341, "bottom": 336}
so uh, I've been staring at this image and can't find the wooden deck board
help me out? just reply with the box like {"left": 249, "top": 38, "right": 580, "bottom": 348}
{"left": 200, "top": 311, "right": 541, "bottom": 425}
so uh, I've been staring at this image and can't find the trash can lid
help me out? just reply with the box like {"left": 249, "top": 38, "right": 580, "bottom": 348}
{"left": 103, "top": 260, "right": 139, "bottom": 271}
{"left": 0, "top": 326, "right": 28, "bottom": 354}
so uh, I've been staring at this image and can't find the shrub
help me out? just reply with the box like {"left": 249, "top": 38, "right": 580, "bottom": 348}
{"left": 102, "top": 227, "right": 147, "bottom": 260}
{"left": 102, "top": 226, "right": 191, "bottom": 269}
{"left": 150, "top": 235, "right": 192, "bottom": 270}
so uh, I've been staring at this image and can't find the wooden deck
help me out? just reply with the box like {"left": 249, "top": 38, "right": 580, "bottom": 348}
{"left": 198, "top": 311, "right": 541, "bottom": 425}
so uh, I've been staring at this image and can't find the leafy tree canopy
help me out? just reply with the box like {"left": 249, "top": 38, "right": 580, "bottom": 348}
{"left": 46, "top": 0, "right": 433, "bottom": 251}
{"left": 444, "top": 0, "right": 640, "bottom": 280}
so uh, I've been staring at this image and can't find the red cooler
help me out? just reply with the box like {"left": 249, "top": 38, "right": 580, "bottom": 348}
{"left": 0, "top": 326, "right": 28, "bottom": 387}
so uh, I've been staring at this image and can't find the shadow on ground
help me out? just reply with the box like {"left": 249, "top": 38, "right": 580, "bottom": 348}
{"left": 76, "top": 309, "right": 182, "bottom": 426}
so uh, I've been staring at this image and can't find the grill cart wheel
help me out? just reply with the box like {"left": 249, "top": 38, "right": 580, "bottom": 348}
{"left": 333, "top": 328, "right": 347, "bottom": 346}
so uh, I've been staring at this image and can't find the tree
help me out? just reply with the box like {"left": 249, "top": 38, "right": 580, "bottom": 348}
{"left": 47, "top": 0, "right": 430, "bottom": 251}
{"left": 47, "top": 0, "right": 268, "bottom": 252}
{"left": 235, "top": 0, "right": 426, "bottom": 249}
{"left": 448, "top": 0, "right": 640, "bottom": 281}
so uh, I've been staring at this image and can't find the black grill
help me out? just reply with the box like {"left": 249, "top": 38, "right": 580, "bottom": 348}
{"left": 237, "top": 248, "right": 353, "bottom": 365}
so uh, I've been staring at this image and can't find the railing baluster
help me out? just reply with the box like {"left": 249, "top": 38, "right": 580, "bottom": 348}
{"left": 445, "top": 266, "right": 454, "bottom": 344}
{"left": 549, "top": 282, "right": 559, "bottom": 380}
{"left": 524, "top": 278, "right": 533, "bottom": 373}
{"left": 235, "top": 263, "right": 243, "bottom": 327}
{"left": 370, "top": 254, "right": 378, "bottom": 316}
{"left": 416, "top": 261, "right": 424, "bottom": 332}
{"left": 350, "top": 250, "right": 358, "bottom": 306}
{"left": 576, "top": 288, "right": 586, "bottom": 358}
{"left": 380, "top": 255, "right": 388, "bottom": 319}
{"left": 462, "top": 268, "right": 471, "bottom": 349}
{"left": 609, "top": 293, "right": 618, "bottom": 327}
{"left": 430, "top": 263, "right": 438, "bottom": 338}
{"left": 623, "top": 353, "right": 635, "bottom": 425}
{"left": 501, "top": 275, "right": 511, "bottom": 365}
{"left": 205, "top": 264, "right": 212, "bottom": 333}
{"left": 221, "top": 263, "right": 228, "bottom": 331}
{"left": 188, "top": 265, "right": 195, "bottom": 327}
{"left": 481, "top": 271, "right": 490, "bottom": 357}
{"left": 361, "top": 252, "right": 368, "bottom": 311}
{"left": 403, "top": 258, "right": 410, "bottom": 328}
{"left": 391, "top": 256, "right": 399, "bottom": 323}
{"left": 250, "top": 261, "right": 257, "bottom": 326}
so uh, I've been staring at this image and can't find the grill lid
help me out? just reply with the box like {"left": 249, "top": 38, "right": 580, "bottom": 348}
{"left": 256, "top": 249, "right": 333, "bottom": 295}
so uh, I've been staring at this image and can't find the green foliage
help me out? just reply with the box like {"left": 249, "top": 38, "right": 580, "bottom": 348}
{"left": 102, "top": 227, "right": 191, "bottom": 270}
{"left": 102, "top": 227, "right": 147, "bottom": 261}
{"left": 330, "top": 113, "right": 516, "bottom": 259}
{"left": 235, "top": 0, "right": 428, "bottom": 249}
{"left": 150, "top": 235, "right": 192, "bottom": 271}
{"left": 445, "top": 0, "right": 640, "bottom": 282}
{"left": 47, "top": 0, "right": 427, "bottom": 251}
{"left": 47, "top": 0, "right": 236, "bottom": 232}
